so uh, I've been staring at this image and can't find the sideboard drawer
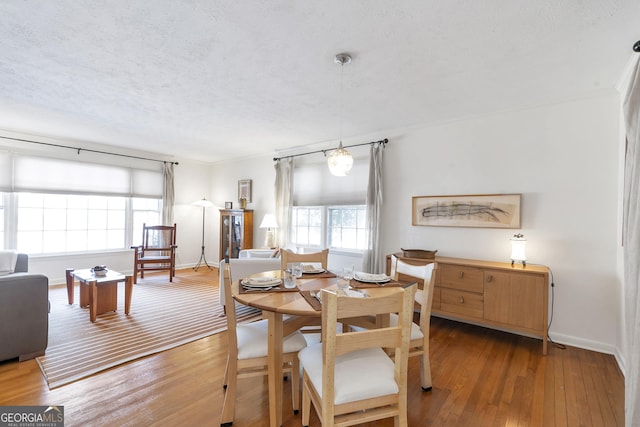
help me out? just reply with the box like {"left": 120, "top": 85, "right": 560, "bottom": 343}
{"left": 439, "top": 264, "right": 484, "bottom": 293}
{"left": 440, "top": 288, "right": 483, "bottom": 319}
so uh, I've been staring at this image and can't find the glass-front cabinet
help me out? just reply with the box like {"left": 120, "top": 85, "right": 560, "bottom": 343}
{"left": 219, "top": 209, "right": 253, "bottom": 260}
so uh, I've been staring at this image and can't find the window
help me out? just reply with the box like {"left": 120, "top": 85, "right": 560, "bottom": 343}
{"left": 0, "top": 151, "right": 164, "bottom": 254}
{"left": 132, "top": 198, "right": 162, "bottom": 246}
{"left": 291, "top": 205, "right": 367, "bottom": 251}
{"left": 291, "top": 207, "right": 323, "bottom": 247}
{"left": 2, "top": 192, "right": 160, "bottom": 254}
{"left": 328, "top": 206, "right": 367, "bottom": 250}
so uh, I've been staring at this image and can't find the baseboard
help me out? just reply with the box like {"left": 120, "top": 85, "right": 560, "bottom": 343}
{"left": 549, "top": 331, "right": 626, "bottom": 376}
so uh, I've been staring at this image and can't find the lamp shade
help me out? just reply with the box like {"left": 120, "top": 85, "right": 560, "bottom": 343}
{"left": 192, "top": 197, "right": 214, "bottom": 207}
{"left": 327, "top": 142, "right": 354, "bottom": 176}
{"left": 510, "top": 233, "right": 527, "bottom": 266}
{"left": 259, "top": 214, "right": 279, "bottom": 229}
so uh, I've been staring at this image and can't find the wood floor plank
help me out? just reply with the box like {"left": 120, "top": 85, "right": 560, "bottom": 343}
{"left": 0, "top": 268, "right": 625, "bottom": 426}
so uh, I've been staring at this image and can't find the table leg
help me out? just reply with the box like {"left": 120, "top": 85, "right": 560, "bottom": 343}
{"left": 89, "top": 280, "right": 98, "bottom": 323}
{"left": 124, "top": 275, "right": 133, "bottom": 315}
{"left": 65, "top": 268, "right": 75, "bottom": 305}
{"left": 266, "top": 311, "right": 284, "bottom": 427}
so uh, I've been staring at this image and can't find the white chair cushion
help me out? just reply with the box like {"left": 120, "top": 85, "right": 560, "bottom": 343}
{"left": 389, "top": 313, "right": 423, "bottom": 341}
{"left": 299, "top": 343, "right": 398, "bottom": 405}
{"left": 236, "top": 319, "right": 308, "bottom": 359}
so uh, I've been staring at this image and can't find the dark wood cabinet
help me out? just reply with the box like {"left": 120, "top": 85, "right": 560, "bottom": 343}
{"left": 219, "top": 209, "right": 253, "bottom": 260}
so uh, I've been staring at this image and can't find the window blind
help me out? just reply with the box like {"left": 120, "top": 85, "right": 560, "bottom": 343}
{"left": 292, "top": 155, "right": 368, "bottom": 206}
{"left": 0, "top": 152, "right": 162, "bottom": 197}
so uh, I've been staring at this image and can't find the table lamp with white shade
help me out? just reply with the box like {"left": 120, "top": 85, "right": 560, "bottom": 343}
{"left": 510, "top": 233, "right": 527, "bottom": 267}
{"left": 260, "top": 214, "right": 279, "bottom": 249}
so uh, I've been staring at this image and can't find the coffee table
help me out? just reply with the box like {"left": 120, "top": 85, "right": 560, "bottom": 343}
{"left": 65, "top": 268, "right": 133, "bottom": 323}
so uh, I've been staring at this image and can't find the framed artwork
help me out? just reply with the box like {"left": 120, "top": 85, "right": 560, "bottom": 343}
{"left": 238, "top": 179, "right": 252, "bottom": 202}
{"left": 412, "top": 194, "right": 521, "bottom": 228}
{"left": 224, "top": 201, "right": 233, "bottom": 209}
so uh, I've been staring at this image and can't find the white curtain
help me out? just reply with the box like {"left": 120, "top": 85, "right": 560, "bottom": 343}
{"left": 623, "top": 52, "right": 640, "bottom": 427}
{"left": 162, "top": 162, "right": 175, "bottom": 225}
{"left": 361, "top": 143, "right": 385, "bottom": 273}
{"left": 274, "top": 158, "right": 294, "bottom": 248}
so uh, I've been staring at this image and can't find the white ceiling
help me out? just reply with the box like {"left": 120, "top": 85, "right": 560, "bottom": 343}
{"left": 0, "top": 1, "right": 638, "bottom": 163}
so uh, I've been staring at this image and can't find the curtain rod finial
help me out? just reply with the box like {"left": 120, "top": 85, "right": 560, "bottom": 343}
{"left": 634, "top": 40, "right": 640, "bottom": 52}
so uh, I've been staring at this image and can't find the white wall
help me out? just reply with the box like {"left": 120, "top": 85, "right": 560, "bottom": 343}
{"left": 380, "top": 93, "right": 621, "bottom": 356}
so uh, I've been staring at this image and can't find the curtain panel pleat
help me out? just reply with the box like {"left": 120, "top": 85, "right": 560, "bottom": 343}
{"left": 274, "top": 158, "right": 294, "bottom": 248}
{"left": 362, "top": 143, "right": 384, "bottom": 273}
{"left": 162, "top": 162, "right": 175, "bottom": 225}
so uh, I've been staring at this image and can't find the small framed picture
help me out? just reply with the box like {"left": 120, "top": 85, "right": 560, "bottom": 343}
{"left": 224, "top": 201, "right": 233, "bottom": 209}
{"left": 238, "top": 179, "right": 252, "bottom": 202}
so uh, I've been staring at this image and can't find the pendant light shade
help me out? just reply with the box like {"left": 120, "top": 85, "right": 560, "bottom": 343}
{"left": 327, "top": 141, "right": 354, "bottom": 176}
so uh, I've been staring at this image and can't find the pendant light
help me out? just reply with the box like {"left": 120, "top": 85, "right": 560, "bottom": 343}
{"left": 327, "top": 53, "right": 354, "bottom": 176}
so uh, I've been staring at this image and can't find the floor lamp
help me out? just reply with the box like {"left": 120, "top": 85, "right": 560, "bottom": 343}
{"left": 193, "top": 197, "right": 214, "bottom": 271}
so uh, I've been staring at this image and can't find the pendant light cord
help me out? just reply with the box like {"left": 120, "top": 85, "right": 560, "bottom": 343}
{"left": 339, "top": 58, "right": 344, "bottom": 145}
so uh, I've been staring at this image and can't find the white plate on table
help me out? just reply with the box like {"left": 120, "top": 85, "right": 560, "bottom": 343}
{"left": 242, "top": 285, "right": 275, "bottom": 291}
{"left": 353, "top": 272, "right": 391, "bottom": 283}
{"left": 301, "top": 264, "right": 326, "bottom": 274}
{"left": 241, "top": 277, "right": 282, "bottom": 288}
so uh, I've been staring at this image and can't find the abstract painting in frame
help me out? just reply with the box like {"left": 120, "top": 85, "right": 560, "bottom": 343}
{"left": 412, "top": 194, "right": 521, "bottom": 228}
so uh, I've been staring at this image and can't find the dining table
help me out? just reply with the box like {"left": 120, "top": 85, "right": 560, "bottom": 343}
{"left": 231, "top": 268, "right": 406, "bottom": 427}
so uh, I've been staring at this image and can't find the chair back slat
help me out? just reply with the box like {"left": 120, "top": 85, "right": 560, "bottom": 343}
{"left": 280, "top": 248, "right": 328, "bottom": 270}
{"left": 142, "top": 224, "right": 177, "bottom": 251}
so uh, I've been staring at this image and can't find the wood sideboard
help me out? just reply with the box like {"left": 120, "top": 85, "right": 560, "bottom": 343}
{"left": 386, "top": 254, "right": 550, "bottom": 354}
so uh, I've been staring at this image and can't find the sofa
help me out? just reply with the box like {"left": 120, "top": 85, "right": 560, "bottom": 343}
{"left": 219, "top": 249, "right": 281, "bottom": 307}
{"left": 0, "top": 253, "right": 49, "bottom": 362}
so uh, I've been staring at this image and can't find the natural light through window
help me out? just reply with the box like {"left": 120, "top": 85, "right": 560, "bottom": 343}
{"left": 291, "top": 205, "right": 367, "bottom": 251}
{"left": 1, "top": 193, "right": 161, "bottom": 254}
{"left": 328, "top": 206, "right": 367, "bottom": 250}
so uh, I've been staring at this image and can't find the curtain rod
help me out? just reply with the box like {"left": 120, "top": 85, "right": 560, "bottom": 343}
{"left": 273, "top": 138, "right": 388, "bottom": 162}
{"left": 0, "top": 135, "right": 179, "bottom": 165}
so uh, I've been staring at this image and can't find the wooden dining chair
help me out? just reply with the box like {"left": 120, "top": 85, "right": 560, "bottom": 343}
{"left": 280, "top": 248, "right": 329, "bottom": 270}
{"left": 220, "top": 264, "right": 308, "bottom": 427}
{"left": 299, "top": 283, "right": 417, "bottom": 427}
{"left": 131, "top": 223, "right": 177, "bottom": 284}
{"left": 389, "top": 255, "right": 438, "bottom": 391}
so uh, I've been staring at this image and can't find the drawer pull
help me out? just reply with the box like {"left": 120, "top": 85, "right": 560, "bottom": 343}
{"left": 459, "top": 296, "right": 465, "bottom": 304}
{"left": 487, "top": 275, "right": 493, "bottom": 282}
{"left": 458, "top": 271, "right": 464, "bottom": 279}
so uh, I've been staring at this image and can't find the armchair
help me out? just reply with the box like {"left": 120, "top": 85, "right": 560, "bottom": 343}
{"left": 132, "top": 223, "right": 177, "bottom": 284}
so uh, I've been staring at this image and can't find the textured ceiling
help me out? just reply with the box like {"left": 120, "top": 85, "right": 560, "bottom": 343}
{"left": 0, "top": 1, "right": 638, "bottom": 163}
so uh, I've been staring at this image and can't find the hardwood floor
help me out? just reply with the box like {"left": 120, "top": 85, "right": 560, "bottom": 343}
{"left": 0, "top": 268, "right": 624, "bottom": 426}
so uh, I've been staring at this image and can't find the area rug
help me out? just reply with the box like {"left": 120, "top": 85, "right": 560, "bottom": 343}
{"left": 37, "top": 270, "right": 261, "bottom": 389}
